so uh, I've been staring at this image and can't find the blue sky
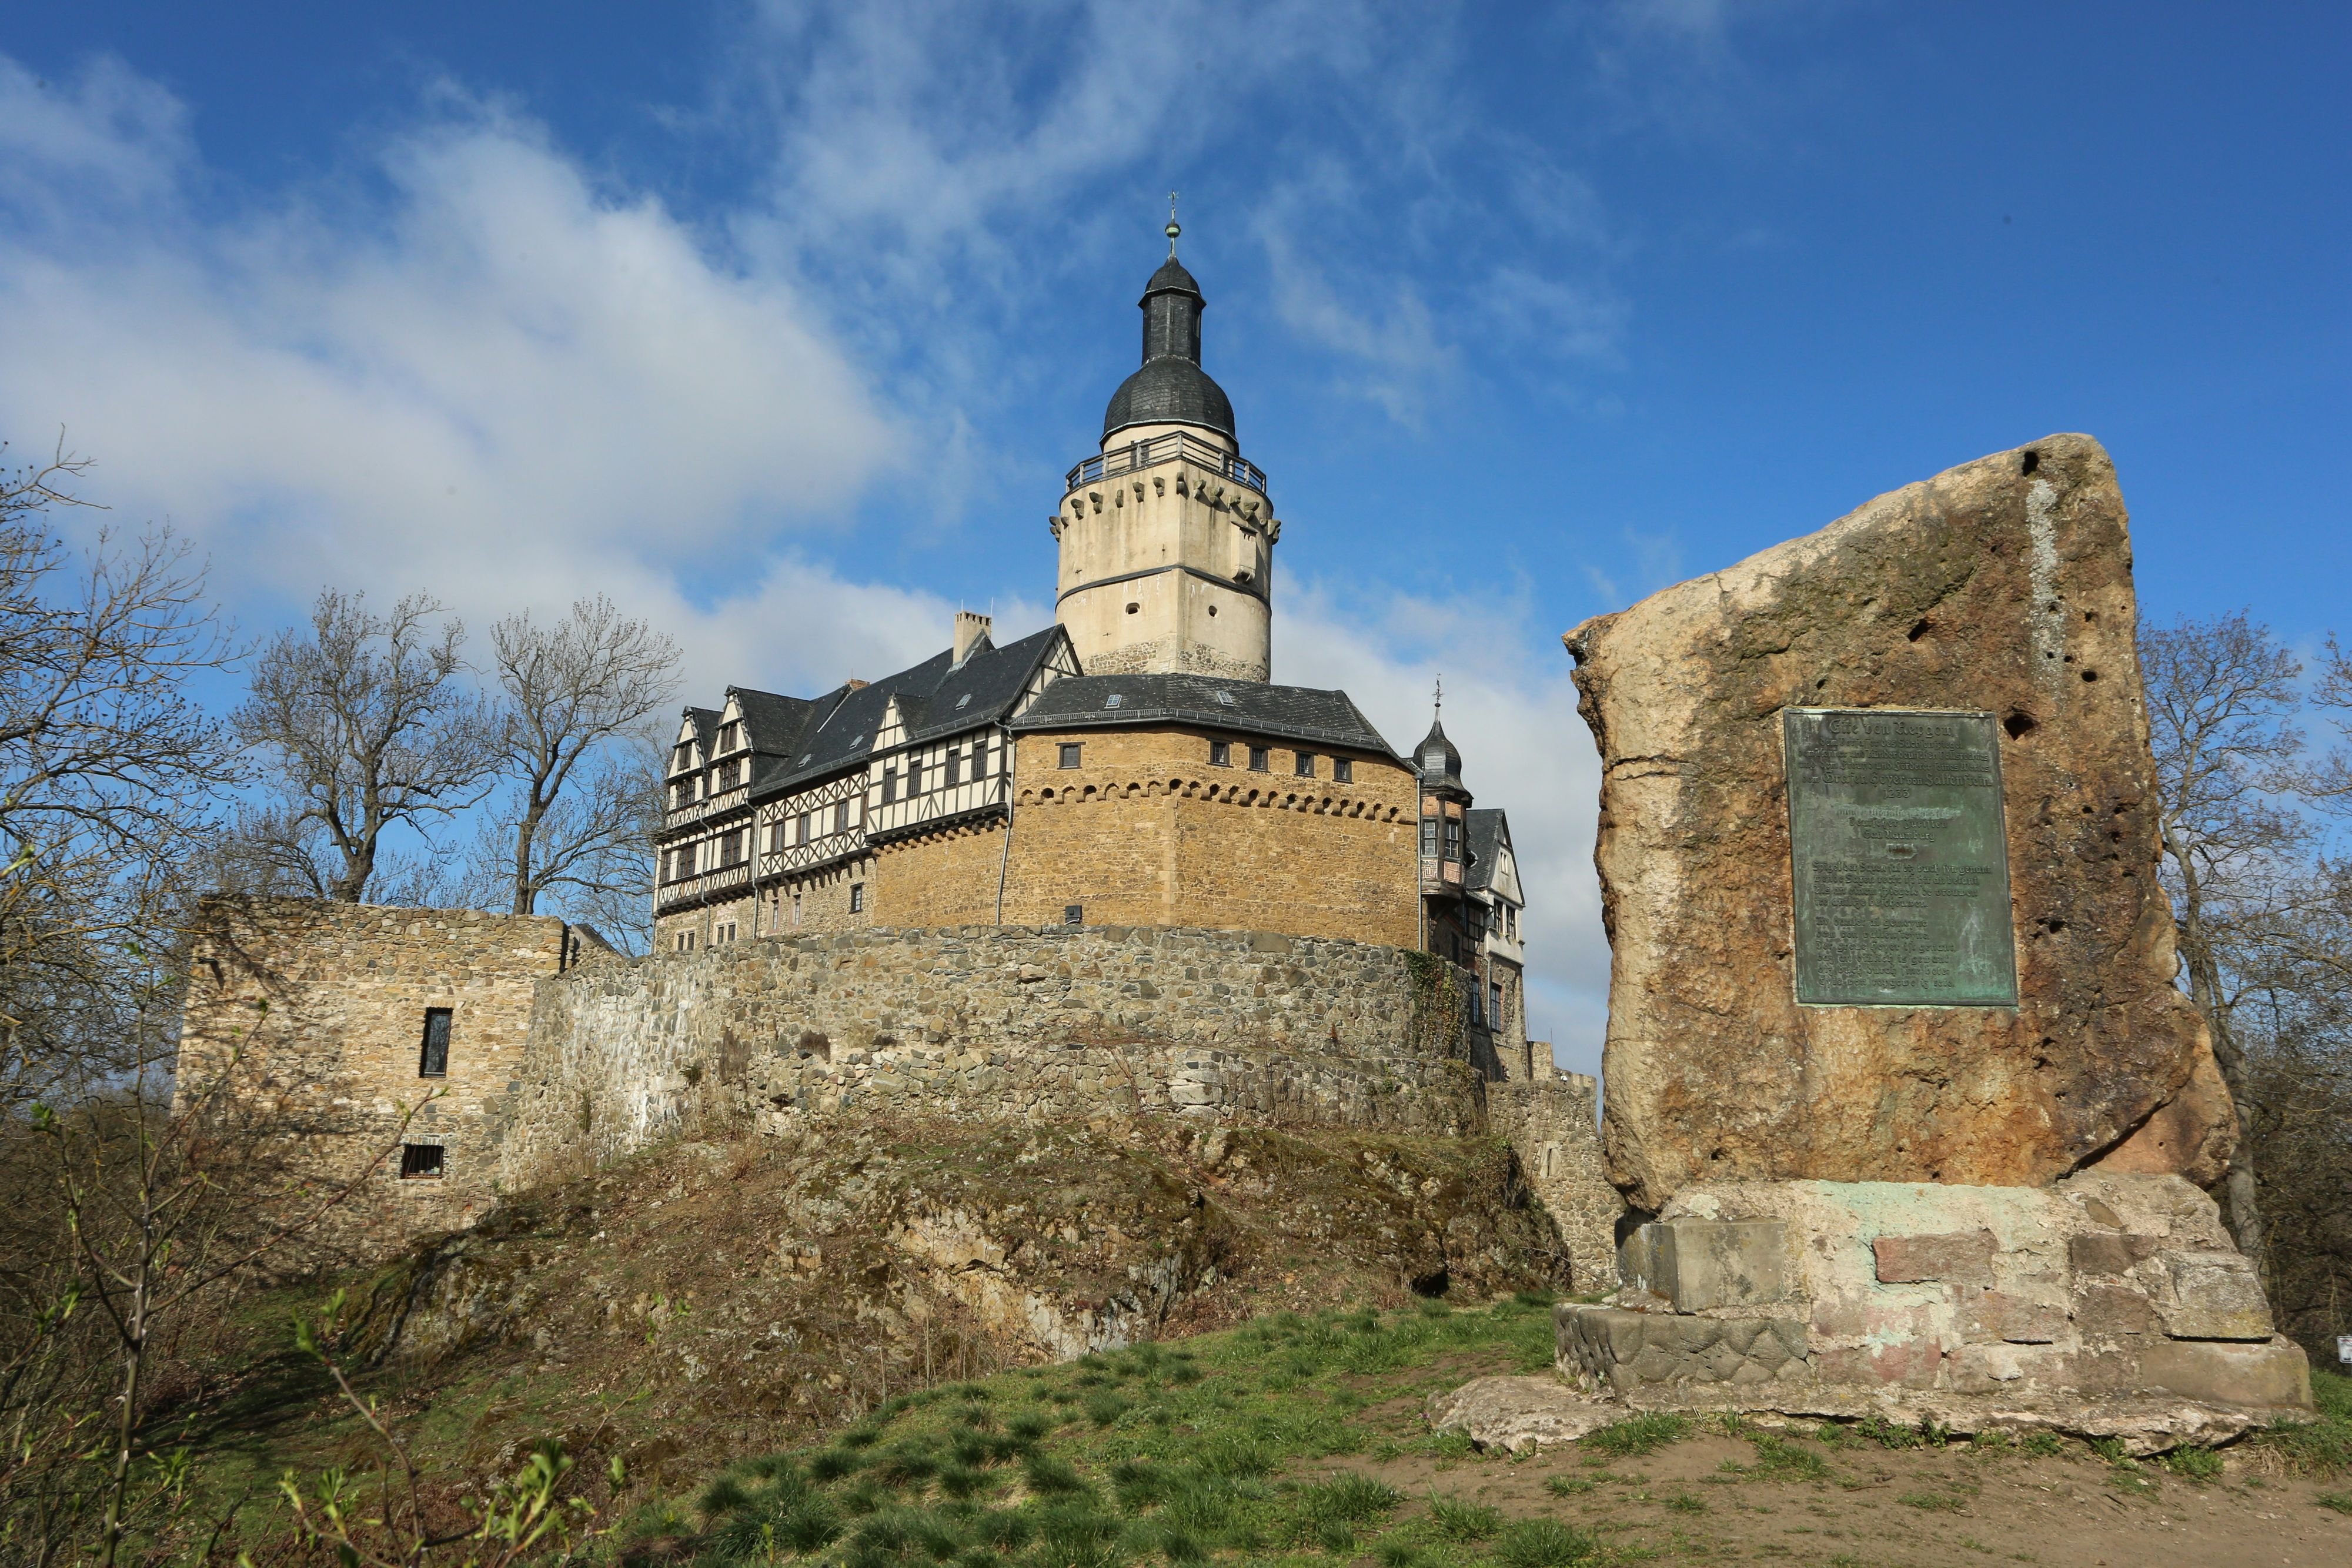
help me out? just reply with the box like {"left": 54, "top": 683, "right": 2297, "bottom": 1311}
{"left": 3, "top": 2, "right": 2345, "bottom": 1074}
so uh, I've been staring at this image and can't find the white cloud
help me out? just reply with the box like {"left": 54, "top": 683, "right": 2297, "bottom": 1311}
{"left": 0, "top": 58, "right": 897, "bottom": 658}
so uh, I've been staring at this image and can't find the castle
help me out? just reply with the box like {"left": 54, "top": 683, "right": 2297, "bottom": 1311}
{"left": 175, "top": 230, "right": 1614, "bottom": 1286}
{"left": 649, "top": 229, "right": 1529, "bottom": 1047}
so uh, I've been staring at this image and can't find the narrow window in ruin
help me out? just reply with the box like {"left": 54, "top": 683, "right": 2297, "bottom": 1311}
{"left": 1247, "top": 746, "right": 1269, "bottom": 772}
{"left": 1209, "top": 741, "right": 1231, "bottom": 767}
{"left": 1058, "top": 743, "right": 1083, "bottom": 769}
{"left": 849, "top": 882, "right": 866, "bottom": 914}
{"left": 791, "top": 892, "right": 803, "bottom": 927}
{"left": 400, "top": 1144, "right": 445, "bottom": 1179}
{"left": 1333, "top": 758, "right": 1352, "bottom": 783}
{"left": 1490, "top": 981, "right": 1504, "bottom": 1021}
{"left": 1294, "top": 752, "right": 1317, "bottom": 777}
{"left": 418, "top": 1009, "right": 452, "bottom": 1077}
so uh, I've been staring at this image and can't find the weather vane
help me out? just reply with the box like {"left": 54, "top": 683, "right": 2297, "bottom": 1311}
{"left": 1434, "top": 676, "right": 1444, "bottom": 718}
{"left": 1166, "top": 190, "right": 1181, "bottom": 256}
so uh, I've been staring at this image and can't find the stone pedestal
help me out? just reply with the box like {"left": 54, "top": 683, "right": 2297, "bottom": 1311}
{"left": 1556, "top": 1174, "right": 2311, "bottom": 1452}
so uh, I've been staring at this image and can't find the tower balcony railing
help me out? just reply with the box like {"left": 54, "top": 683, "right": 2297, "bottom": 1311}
{"left": 1066, "top": 430, "right": 1267, "bottom": 497}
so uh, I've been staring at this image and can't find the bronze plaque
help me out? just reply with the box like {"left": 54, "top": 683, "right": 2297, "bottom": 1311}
{"left": 1784, "top": 708, "right": 2017, "bottom": 1007}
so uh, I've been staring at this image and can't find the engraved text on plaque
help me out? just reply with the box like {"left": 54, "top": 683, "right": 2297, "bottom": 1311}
{"left": 1784, "top": 708, "right": 2017, "bottom": 1007}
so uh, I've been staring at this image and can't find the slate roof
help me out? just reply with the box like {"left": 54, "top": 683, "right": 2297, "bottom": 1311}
{"left": 1414, "top": 717, "right": 1468, "bottom": 795}
{"left": 1104, "top": 248, "right": 1236, "bottom": 441}
{"left": 741, "top": 626, "right": 1073, "bottom": 798}
{"left": 1008, "top": 674, "right": 1396, "bottom": 757}
{"left": 1465, "top": 808, "right": 1510, "bottom": 897}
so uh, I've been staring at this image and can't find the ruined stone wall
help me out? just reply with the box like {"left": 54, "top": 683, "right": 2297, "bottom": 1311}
{"left": 1486, "top": 1071, "right": 1621, "bottom": 1292}
{"left": 179, "top": 896, "right": 577, "bottom": 1258}
{"left": 494, "top": 924, "right": 1506, "bottom": 1192}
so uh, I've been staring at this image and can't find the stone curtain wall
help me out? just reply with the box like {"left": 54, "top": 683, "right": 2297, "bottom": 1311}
{"left": 180, "top": 896, "right": 572, "bottom": 1258}
{"left": 496, "top": 924, "right": 1511, "bottom": 1193}
{"left": 1486, "top": 1073, "right": 1622, "bottom": 1292}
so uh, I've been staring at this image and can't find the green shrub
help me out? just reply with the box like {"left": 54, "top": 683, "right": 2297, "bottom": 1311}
{"left": 809, "top": 1447, "right": 865, "bottom": 1482}
{"left": 1007, "top": 1409, "right": 1057, "bottom": 1443}
{"left": 1583, "top": 1412, "right": 1690, "bottom": 1458}
{"left": 1425, "top": 1490, "right": 1502, "bottom": 1541}
{"left": 2316, "top": 1492, "right": 2352, "bottom": 1515}
{"left": 1023, "top": 1450, "right": 1091, "bottom": 1498}
{"left": 1491, "top": 1517, "right": 1599, "bottom": 1567}
{"left": 2164, "top": 1446, "right": 2224, "bottom": 1482}
{"left": 1749, "top": 1435, "right": 1829, "bottom": 1482}
{"left": 2020, "top": 1432, "right": 2066, "bottom": 1457}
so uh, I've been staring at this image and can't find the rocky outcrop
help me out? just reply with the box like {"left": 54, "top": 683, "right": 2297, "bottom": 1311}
{"left": 1563, "top": 436, "right": 2230, "bottom": 1212}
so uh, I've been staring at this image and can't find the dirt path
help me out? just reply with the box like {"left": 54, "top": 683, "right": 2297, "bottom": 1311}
{"left": 1335, "top": 1424, "right": 2349, "bottom": 1566}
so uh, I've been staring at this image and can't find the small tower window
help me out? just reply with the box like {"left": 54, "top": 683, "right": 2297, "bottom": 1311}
{"left": 1294, "top": 752, "right": 1317, "bottom": 778}
{"left": 1421, "top": 820, "right": 1439, "bottom": 855}
{"left": 1209, "top": 741, "right": 1231, "bottom": 767}
{"left": 418, "top": 1008, "right": 452, "bottom": 1078}
{"left": 849, "top": 882, "right": 866, "bottom": 914}
{"left": 1334, "top": 758, "right": 1353, "bottom": 783}
{"left": 1059, "top": 743, "right": 1084, "bottom": 769}
{"left": 1248, "top": 746, "right": 1269, "bottom": 772}
{"left": 400, "top": 1144, "right": 445, "bottom": 1180}
{"left": 1445, "top": 818, "right": 1463, "bottom": 858}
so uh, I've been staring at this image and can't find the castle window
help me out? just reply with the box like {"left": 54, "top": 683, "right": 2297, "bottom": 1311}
{"left": 834, "top": 800, "right": 850, "bottom": 834}
{"left": 417, "top": 1009, "right": 452, "bottom": 1078}
{"left": 946, "top": 749, "right": 962, "bottom": 787}
{"left": 1058, "top": 743, "right": 1083, "bottom": 769}
{"left": 1445, "top": 818, "right": 1463, "bottom": 858}
{"left": 1064, "top": 904, "right": 1084, "bottom": 926}
{"left": 1294, "top": 752, "right": 1316, "bottom": 778}
{"left": 1420, "top": 820, "right": 1439, "bottom": 855}
{"left": 791, "top": 892, "right": 803, "bottom": 927}
{"left": 849, "top": 882, "right": 866, "bottom": 914}
{"left": 1491, "top": 980, "right": 1504, "bottom": 1021}
{"left": 400, "top": 1144, "right": 445, "bottom": 1180}
{"left": 1248, "top": 746, "right": 1269, "bottom": 772}
{"left": 881, "top": 770, "right": 897, "bottom": 805}
{"left": 1209, "top": 741, "right": 1231, "bottom": 767}
{"left": 1334, "top": 758, "right": 1353, "bottom": 784}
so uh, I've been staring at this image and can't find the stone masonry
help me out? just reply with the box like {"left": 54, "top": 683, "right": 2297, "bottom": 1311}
{"left": 179, "top": 896, "right": 600, "bottom": 1258}
{"left": 1555, "top": 1174, "right": 2311, "bottom": 1449}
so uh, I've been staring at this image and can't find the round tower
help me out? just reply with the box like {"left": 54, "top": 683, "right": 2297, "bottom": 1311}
{"left": 1051, "top": 223, "right": 1278, "bottom": 682}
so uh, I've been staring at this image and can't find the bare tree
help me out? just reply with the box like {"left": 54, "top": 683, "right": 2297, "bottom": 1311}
{"left": 2139, "top": 611, "right": 2308, "bottom": 1266}
{"left": 487, "top": 597, "right": 679, "bottom": 917}
{"left": 0, "top": 438, "right": 239, "bottom": 1112}
{"left": 230, "top": 591, "right": 498, "bottom": 903}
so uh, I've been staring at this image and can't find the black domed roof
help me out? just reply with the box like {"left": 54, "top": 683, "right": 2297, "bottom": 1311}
{"left": 1103, "top": 359, "right": 1235, "bottom": 440}
{"left": 1102, "top": 246, "right": 1236, "bottom": 441}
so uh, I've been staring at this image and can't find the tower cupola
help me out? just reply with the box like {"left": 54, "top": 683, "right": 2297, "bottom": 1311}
{"left": 1053, "top": 216, "right": 1277, "bottom": 684}
{"left": 1101, "top": 232, "right": 1236, "bottom": 443}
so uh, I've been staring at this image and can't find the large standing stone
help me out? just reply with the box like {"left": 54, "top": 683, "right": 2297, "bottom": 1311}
{"left": 1565, "top": 436, "right": 2231, "bottom": 1212}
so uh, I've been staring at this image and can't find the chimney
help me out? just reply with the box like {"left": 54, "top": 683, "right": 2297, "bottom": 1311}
{"left": 953, "top": 610, "right": 993, "bottom": 666}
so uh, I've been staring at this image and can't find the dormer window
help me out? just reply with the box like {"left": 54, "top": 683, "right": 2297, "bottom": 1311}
{"left": 1105, "top": 693, "right": 1123, "bottom": 709}
{"left": 1215, "top": 690, "right": 1237, "bottom": 707}
{"left": 956, "top": 693, "right": 972, "bottom": 709}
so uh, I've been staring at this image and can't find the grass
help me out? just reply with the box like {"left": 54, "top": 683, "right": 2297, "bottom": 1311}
{"left": 1581, "top": 1413, "right": 1690, "bottom": 1459}
{"left": 640, "top": 1296, "right": 1563, "bottom": 1567}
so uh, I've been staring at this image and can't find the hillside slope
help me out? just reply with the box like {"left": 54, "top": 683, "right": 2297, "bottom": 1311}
{"left": 175, "top": 1116, "right": 1571, "bottom": 1514}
